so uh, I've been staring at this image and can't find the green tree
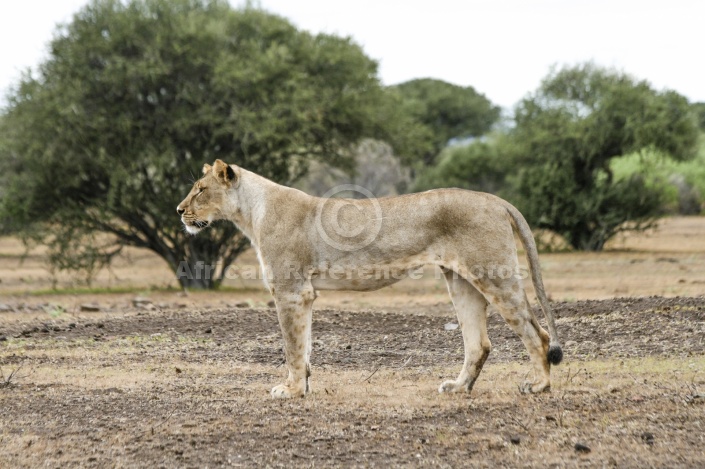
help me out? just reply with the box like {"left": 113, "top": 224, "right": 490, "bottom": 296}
{"left": 692, "top": 102, "right": 705, "bottom": 130}
{"left": 0, "top": 0, "right": 415, "bottom": 288}
{"left": 413, "top": 138, "right": 514, "bottom": 194}
{"left": 511, "top": 63, "right": 699, "bottom": 251}
{"left": 393, "top": 78, "right": 500, "bottom": 165}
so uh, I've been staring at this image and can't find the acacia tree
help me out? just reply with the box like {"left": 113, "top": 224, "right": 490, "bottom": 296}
{"left": 0, "top": 0, "right": 417, "bottom": 288}
{"left": 511, "top": 64, "right": 699, "bottom": 251}
{"left": 392, "top": 78, "right": 501, "bottom": 165}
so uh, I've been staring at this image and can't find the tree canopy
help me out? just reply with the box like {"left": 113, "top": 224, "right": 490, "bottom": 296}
{"left": 511, "top": 63, "right": 699, "bottom": 250}
{"left": 0, "top": 0, "right": 419, "bottom": 288}
{"left": 392, "top": 78, "right": 500, "bottom": 164}
{"left": 692, "top": 102, "right": 705, "bottom": 131}
{"left": 411, "top": 64, "right": 700, "bottom": 251}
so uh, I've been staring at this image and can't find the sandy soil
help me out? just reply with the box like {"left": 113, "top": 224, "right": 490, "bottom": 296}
{"left": 1, "top": 296, "right": 704, "bottom": 467}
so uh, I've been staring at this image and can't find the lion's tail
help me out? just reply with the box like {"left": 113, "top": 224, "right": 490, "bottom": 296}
{"left": 504, "top": 203, "right": 563, "bottom": 365}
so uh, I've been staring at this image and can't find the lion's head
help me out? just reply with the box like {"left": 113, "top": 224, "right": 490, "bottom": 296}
{"left": 177, "top": 159, "right": 237, "bottom": 235}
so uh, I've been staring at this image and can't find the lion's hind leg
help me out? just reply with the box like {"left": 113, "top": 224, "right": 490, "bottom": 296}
{"left": 476, "top": 277, "right": 552, "bottom": 393}
{"left": 439, "top": 270, "right": 491, "bottom": 394}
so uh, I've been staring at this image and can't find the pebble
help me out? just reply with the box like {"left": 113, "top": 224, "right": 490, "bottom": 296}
{"left": 575, "top": 442, "right": 591, "bottom": 453}
{"left": 132, "top": 297, "right": 152, "bottom": 306}
{"left": 641, "top": 432, "right": 655, "bottom": 445}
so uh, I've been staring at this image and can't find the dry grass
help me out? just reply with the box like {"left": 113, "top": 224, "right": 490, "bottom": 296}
{"left": 2, "top": 342, "right": 704, "bottom": 467}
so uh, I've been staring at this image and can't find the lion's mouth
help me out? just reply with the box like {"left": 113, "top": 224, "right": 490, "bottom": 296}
{"left": 193, "top": 220, "right": 210, "bottom": 229}
{"left": 183, "top": 219, "right": 210, "bottom": 235}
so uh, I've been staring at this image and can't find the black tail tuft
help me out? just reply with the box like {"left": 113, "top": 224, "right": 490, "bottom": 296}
{"left": 547, "top": 345, "right": 563, "bottom": 365}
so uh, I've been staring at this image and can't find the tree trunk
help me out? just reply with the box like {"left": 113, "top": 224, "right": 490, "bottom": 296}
{"left": 175, "top": 259, "right": 219, "bottom": 290}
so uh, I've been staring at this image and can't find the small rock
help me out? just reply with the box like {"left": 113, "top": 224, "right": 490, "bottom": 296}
{"left": 68, "top": 323, "right": 77, "bottom": 329}
{"left": 0, "top": 336, "right": 7, "bottom": 342}
{"left": 509, "top": 436, "right": 521, "bottom": 445}
{"left": 175, "top": 367, "right": 182, "bottom": 374}
{"left": 132, "top": 297, "right": 152, "bottom": 307}
{"left": 444, "top": 323, "right": 459, "bottom": 331}
{"left": 204, "top": 327, "right": 212, "bottom": 334}
{"left": 641, "top": 432, "right": 654, "bottom": 445}
{"left": 565, "top": 340, "right": 578, "bottom": 347}
{"left": 267, "top": 300, "right": 276, "bottom": 308}
{"left": 0, "top": 304, "right": 12, "bottom": 312}
{"left": 575, "top": 442, "right": 591, "bottom": 453}
{"left": 235, "top": 302, "right": 249, "bottom": 308}
{"left": 80, "top": 303, "right": 101, "bottom": 312}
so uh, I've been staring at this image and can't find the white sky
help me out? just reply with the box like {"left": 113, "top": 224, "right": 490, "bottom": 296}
{"left": 1, "top": 0, "right": 703, "bottom": 109}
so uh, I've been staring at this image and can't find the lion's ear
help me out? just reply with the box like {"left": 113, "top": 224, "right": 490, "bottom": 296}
{"left": 202, "top": 163, "right": 212, "bottom": 175}
{"left": 212, "top": 159, "right": 236, "bottom": 186}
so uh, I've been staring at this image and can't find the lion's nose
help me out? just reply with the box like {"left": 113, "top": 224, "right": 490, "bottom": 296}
{"left": 177, "top": 207, "right": 185, "bottom": 216}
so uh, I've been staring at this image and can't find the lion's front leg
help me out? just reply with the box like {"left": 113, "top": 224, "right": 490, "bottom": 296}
{"left": 271, "top": 286, "right": 315, "bottom": 399}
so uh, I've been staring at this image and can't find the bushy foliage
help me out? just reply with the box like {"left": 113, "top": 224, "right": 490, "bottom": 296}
{"left": 611, "top": 137, "right": 705, "bottom": 215}
{"left": 392, "top": 78, "right": 501, "bottom": 165}
{"left": 509, "top": 64, "right": 699, "bottom": 251}
{"left": 692, "top": 102, "right": 705, "bottom": 130}
{"left": 0, "top": 0, "right": 419, "bottom": 288}
{"left": 413, "top": 137, "right": 515, "bottom": 195}
{"left": 413, "top": 64, "right": 700, "bottom": 251}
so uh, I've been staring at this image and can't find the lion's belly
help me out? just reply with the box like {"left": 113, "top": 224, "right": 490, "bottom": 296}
{"left": 310, "top": 266, "right": 422, "bottom": 292}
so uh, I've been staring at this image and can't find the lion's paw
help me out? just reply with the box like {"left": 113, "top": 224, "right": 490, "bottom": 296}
{"left": 271, "top": 383, "right": 305, "bottom": 399}
{"left": 438, "top": 380, "right": 468, "bottom": 394}
{"left": 519, "top": 381, "right": 551, "bottom": 394}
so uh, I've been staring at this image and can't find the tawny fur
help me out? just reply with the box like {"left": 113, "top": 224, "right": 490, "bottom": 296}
{"left": 177, "top": 159, "right": 562, "bottom": 398}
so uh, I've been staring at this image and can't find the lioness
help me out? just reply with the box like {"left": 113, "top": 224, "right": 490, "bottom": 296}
{"left": 177, "top": 160, "right": 562, "bottom": 399}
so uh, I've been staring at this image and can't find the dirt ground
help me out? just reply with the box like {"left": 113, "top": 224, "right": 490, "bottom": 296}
{"left": 1, "top": 296, "right": 704, "bottom": 467}
{"left": 1, "top": 217, "right": 704, "bottom": 467}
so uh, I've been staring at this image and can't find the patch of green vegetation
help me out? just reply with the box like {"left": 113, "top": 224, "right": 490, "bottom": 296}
{"left": 43, "top": 304, "right": 66, "bottom": 318}
{"left": 611, "top": 135, "right": 705, "bottom": 214}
